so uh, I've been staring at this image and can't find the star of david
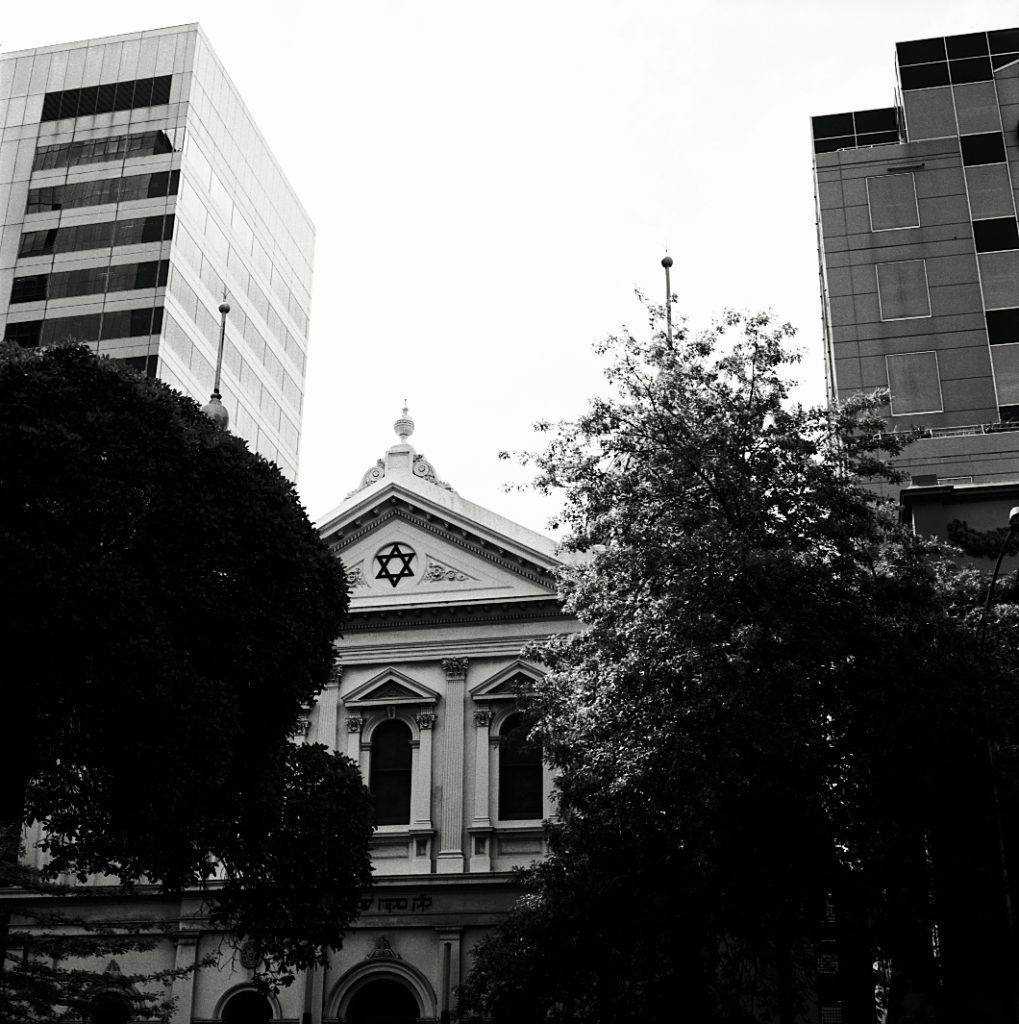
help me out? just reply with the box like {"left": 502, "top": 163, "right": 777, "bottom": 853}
{"left": 375, "top": 542, "right": 416, "bottom": 587}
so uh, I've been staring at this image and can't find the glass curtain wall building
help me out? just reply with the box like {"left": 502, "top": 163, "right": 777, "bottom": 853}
{"left": 811, "top": 27, "right": 1019, "bottom": 491}
{"left": 0, "top": 24, "right": 313, "bottom": 479}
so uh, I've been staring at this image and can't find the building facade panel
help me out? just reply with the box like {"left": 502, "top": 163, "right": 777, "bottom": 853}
{"left": 0, "top": 24, "right": 312, "bottom": 480}
{"left": 813, "top": 27, "right": 1019, "bottom": 489}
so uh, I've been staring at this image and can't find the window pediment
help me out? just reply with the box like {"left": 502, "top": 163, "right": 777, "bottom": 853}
{"left": 470, "top": 659, "right": 543, "bottom": 703}
{"left": 344, "top": 666, "right": 439, "bottom": 708}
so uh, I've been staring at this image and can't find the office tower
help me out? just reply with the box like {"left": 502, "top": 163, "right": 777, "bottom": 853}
{"left": 811, "top": 27, "right": 1019, "bottom": 515}
{"left": 0, "top": 25, "right": 312, "bottom": 480}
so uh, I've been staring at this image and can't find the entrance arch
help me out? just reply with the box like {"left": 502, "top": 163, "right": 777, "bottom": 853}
{"left": 331, "top": 958, "right": 436, "bottom": 1023}
{"left": 347, "top": 978, "right": 419, "bottom": 1024}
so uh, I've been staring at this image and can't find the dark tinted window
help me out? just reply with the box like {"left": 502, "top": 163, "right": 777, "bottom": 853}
{"left": 950, "top": 56, "right": 993, "bottom": 84}
{"left": 897, "top": 37, "right": 947, "bottom": 65}
{"left": 987, "top": 309, "right": 1019, "bottom": 345}
{"left": 10, "top": 275, "right": 48, "bottom": 303}
{"left": 3, "top": 320, "right": 42, "bottom": 346}
{"left": 40, "top": 76, "right": 172, "bottom": 122}
{"left": 899, "top": 62, "right": 950, "bottom": 90}
{"left": 974, "top": 218, "right": 1019, "bottom": 253}
{"left": 990, "top": 28, "right": 1019, "bottom": 53}
{"left": 32, "top": 131, "right": 173, "bottom": 172}
{"left": 961, "top": 133, "right": 1007, "bottom": 166}
{"left": 370, "top": 720, "right": 412, "bottom": 825}
{"left": 811, "top": 112, "right": 854, "bottom": 139}
{"left": 26, "top": 171, "right": 178, "bottom": 214}
{"left": 854, "top": 108, "right": 898, "bottom": 133}
{"left": 946, "top": 32, "right": 989, "bottom": 58}
{"left": 499, "top": 713, "right": 543, "bottom": 821}
{"left": 39, "top": 313, "right": 101, "bottom": 345}
{"left": 116, "top": 354, "right": 159, "bottom": 378}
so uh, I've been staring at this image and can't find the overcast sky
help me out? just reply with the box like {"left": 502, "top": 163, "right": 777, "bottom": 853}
{"left": 5, "top": 0, "right": 1018, "bottom": 536}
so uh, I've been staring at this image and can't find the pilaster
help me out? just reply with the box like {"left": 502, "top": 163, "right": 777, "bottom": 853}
{"left": 468, "top": 708, "right": 493, "bottom": 872}
{"left": 436, "top": 658, "right": 467, "bottom": 873}
{"left": 169, "top": 929, "right": 199, "bottom": 1024}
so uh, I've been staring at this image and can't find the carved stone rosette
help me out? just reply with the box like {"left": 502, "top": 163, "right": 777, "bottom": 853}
{"left": 441, "top": 657, "right": 468, "bottom": 683}
{"left": 415, "top": 711, "right": 438, "bottom": 730}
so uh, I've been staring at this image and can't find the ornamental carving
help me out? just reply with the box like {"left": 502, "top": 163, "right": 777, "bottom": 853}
{"left": 473, "top": 710, "right": 493, "bottom": 727}
{"left": 415, "top": 711, "right": 438, "bottom": 729}
{"left": 365, "top": 936, "right": 401, "bottom": 961}
{"left": 346, "top": 716, "right": 366, "bottom": 734}
{"left": 358, "top": 459, "right": 385, "bottom": 491}
{"left": 345, "top": 565, "right": 368, "bottom": 589}
{"left": 441, "top": 657, "right": 468, "bottom": 683}
{"left": 291, "top": 718, "right": 311, "bottom": 737}
{"left": 239, "top": 942, "right": 261, "bottom": 970}
{"left": 423, "top": 560, "right": 468, "bottom": 582}
{"left": 412, "top": 453, "right": 455, "bottom": 492}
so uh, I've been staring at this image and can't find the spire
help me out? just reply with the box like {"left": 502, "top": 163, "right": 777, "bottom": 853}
{"left": 201, "top": 299, "right": 230, "bottom": 429}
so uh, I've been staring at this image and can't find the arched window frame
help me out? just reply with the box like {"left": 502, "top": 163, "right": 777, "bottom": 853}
{"left": 495, "top": 709, "right": 544, "bottom": 822}
{"left": 365, "top": 715, "right": 415, "bottom": 827}
{"left": 214, "top": 984, "right": 280, "bottom": 1022}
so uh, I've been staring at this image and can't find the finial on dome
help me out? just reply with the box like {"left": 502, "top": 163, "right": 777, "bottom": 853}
{"left": 394, "top": 401, "right": 415, "bottom": 442}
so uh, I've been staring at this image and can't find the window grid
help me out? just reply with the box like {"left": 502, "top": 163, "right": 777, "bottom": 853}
{"left": 40, "top": 75, "right": 172, "bottom": 122}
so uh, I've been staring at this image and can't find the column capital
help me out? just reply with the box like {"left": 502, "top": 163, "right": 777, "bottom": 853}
{"left": 441, "top": 657, "right": 468, "bottom": 682}
{"left": 472, "top": 709, "right": 493, "bottom": 727}
{"left": 345, "top": 715, "right": 366, "bottom": 733}
{"left": 415, "top": 711, "right": 438, "bottom": 729}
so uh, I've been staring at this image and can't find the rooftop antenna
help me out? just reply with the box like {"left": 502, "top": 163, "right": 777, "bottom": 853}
{"left": 201, "top": 292, "right": 230, "bottom": 429}
{"left": 661, "top": 253, "right": 674, "bottom": 345}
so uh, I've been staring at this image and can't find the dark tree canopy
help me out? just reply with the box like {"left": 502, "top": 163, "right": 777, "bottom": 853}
{"left": 460, "top": 309, "right": 1019, "bottom": 1024}
{"left": 0, "top": 344, "right": 373, "bottom": 1003}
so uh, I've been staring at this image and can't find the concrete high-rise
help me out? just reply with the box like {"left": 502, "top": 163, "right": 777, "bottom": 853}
{"left": 812, "top": 27, "right": 1019, "bottom": 516}
{"left": 0, "top": 25, "right": 312, "bottom": 479}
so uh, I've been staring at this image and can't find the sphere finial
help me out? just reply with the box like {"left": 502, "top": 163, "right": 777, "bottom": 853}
{"left": 201, "top": 392, "right": 229, "bottom": 429}
{"left": 394, "top": 402, "right": 415, "bottom": 442}
{"left": 661, "top": 255, "right": 673, "bottom": 268}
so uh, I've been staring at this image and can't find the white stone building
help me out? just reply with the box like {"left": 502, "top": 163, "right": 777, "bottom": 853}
{"left": 12, "top": 412, "right": 577, "bottom": 1024}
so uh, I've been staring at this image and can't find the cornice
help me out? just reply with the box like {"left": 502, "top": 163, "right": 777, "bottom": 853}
{"left": 341, "top": 599, "right": 570, "bottom": 633}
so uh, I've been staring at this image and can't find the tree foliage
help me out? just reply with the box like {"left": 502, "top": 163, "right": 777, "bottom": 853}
{"left": 0, "top": 344, "right": 374, "bottom": 1019}
{"left": 461, "top": 308, "right": 1019, "bottom": 1023}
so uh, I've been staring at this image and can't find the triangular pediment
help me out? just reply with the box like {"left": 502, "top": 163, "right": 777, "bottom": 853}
{"left": 470, "top": 660, "right": 544, "bottom": 702}
{"left": 344, "top": 667, "right": 439, "bottom": 707}
{"left": 326, "top": 507, "right": 557, "bottom": 610}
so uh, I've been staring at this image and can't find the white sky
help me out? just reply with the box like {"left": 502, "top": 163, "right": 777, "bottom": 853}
{"left": 5, "top": 0, "right": 1018, "bottom": 537}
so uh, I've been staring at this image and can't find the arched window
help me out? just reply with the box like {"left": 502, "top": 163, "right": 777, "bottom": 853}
{"left": 221, "top": 989, "right": 273, "bottom": 1023}
{"left": 370, "top": 720, "right": 413, "bottom": 825}
{"left": 498, "top": 714, "right": 542, "bottom": 821}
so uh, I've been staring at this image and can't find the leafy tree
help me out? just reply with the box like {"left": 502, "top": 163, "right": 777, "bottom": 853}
{"left": 460, "top": 308, "right": 1019, "bottom": 1023}
{"left": 0, "top": 344, "right": 374, "bottom": 1021}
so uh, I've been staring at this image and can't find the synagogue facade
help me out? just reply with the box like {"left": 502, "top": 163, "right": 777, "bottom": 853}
{"left": 27, "top": 412, "right": 577, "bottom": 1024}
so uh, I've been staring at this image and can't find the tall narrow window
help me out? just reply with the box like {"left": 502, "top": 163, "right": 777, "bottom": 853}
{"left": 370, "top": 720, "right": 412, "bottom": 825}
{"left": 498, "top": 714, "right": 542, "bottom": 821}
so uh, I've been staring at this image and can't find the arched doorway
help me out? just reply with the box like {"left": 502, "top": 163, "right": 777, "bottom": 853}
{"left": 346, "top": 978, "right": 419, "bottom": 1024}
{"left": 221, "top": 989, "right": 273, "bottom": 1023}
